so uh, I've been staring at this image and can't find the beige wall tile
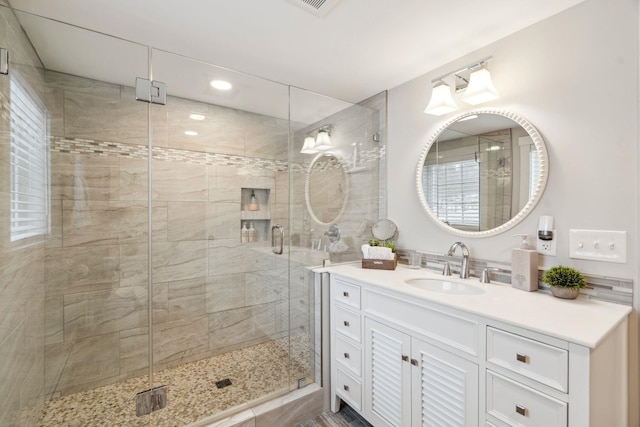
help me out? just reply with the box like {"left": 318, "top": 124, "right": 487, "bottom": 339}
{"left": 119, "top": 243, "right": 149, "bottom": 288}
{"left": 208, "top": 202, "right": 240, "bottom": 240}
{"left": 206, "top": 274, "right": 245, "bottom": 313}
{"left": 244, "top": 268, "right": 288, "bottom": 306}
{"left": 63, "top": 286, "right": 148, "bottom": 340}
{"left": 208, "top": 303, "right": 278, "bottom": 351}
{"left": 45, "top": 245, "right": 119, "bottom": 295}
{"left": 168, "top": 201, "right": 207, "bottom": 241}
{"left": 62, "top": 200, "right": 148, "bottom": 246}
{"left": 153, "top": 240, "right": 208, "bottom": 282}
{"left": 119, "top": 326, "right": 149, "bottom": 378}
{"left": 64, "top": 87, "right": 148, "bottom": 145}
{"left": 153, "top": 316, "right": 209, "bottom": 367}
{"left": 165, "top": 277, "right": 207, "bottom": 321}
{"left": 152, "top": 201, "right": 168, "bottom": 242}
{"left": 45, "top": 333, "right": 120, "bottom": 397}
{"left": 51, "top": 152, "right": 120, "bottom": 201}
{"left": 208, "top": 239, "right": 244, "bottom": 276}
{"left": 118, "top": 157, "right": 148, "bottom": 201}
{"left": 152, "top": 159, "right": 208, "bottom": 202}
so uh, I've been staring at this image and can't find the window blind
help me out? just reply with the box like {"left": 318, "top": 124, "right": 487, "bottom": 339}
{"left": 424, "top": 159, "right": 479, "bottom": 229}
{"left": 10, "top": 71, "right": 49, "bottom": 242}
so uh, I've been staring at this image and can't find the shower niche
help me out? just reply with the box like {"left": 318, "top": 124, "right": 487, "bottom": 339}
{"left": 240, "top": 187, "right": 271, "bottom": 243}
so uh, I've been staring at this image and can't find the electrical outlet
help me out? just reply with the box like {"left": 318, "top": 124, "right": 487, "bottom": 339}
{"left": 537, "top": 230, "right": 557, "bottom": 256}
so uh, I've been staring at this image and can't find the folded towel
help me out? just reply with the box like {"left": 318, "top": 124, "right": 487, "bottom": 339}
{"left": 366, "top": 246, "right": 395, "bottom": 260}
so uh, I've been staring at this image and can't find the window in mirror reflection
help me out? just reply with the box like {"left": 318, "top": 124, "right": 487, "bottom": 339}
{"left": 423, "top": 129, "right": 516, "bottom": 232}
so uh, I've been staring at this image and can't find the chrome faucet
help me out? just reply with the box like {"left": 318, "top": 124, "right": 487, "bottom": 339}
{"left": 446, "top": 242, "right": 470, "bottom": 279}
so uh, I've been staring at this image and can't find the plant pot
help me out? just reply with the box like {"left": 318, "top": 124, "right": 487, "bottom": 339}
{"left": 550, "top": 286, "right": 580, "bottom": 299}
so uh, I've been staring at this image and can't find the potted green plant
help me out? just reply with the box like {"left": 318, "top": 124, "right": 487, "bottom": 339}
{"left": 542, "top": 265, "right": 587, "bottom": 299}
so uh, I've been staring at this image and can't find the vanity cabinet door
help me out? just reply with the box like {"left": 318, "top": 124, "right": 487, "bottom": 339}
{"left": 364, "top": 319, "right": 412, "bottom": 427}
{"left": 411, "top": 338, "right": 479, "bottom": 427}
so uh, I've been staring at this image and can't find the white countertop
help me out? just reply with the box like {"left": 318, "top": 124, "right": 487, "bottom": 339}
{"left": 321, "top": 263, "right": 632, "bottom": 348}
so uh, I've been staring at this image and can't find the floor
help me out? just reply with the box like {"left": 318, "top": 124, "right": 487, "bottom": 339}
{"left": 25, "top": 335, "right": 311, "bottom": 427}
{"left": 297, "top": 404, "right": 373, "bottom": 427}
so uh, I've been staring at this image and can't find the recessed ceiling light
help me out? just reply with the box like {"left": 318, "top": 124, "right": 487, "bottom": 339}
{"left": 189, "top": 113, "right": 206, "bottom": 120}
{"left": 210, "top": 80, "right": 232, "bottom": 91}
{"left": 185, "top": 130, "right": 198, "bottom": 136}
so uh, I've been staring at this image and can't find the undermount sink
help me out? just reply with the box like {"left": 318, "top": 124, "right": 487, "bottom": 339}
{"left": 405, "top": 278, "right": 485, "bottom": 295}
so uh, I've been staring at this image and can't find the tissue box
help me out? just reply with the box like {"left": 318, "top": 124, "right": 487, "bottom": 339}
{"left": 362, "top": 254, "right": 397, "bottom": 270}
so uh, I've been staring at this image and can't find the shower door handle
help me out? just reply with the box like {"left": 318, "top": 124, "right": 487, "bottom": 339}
{"left": 272, "top": 224, "right": 284, "bottom": 255}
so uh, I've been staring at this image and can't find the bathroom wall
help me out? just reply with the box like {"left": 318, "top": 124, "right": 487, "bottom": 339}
{"left": 0, "top": 5, "right": 47, "bottom": 425}
{"left": 387, "top": 0, "right": 639, "bottom": 423}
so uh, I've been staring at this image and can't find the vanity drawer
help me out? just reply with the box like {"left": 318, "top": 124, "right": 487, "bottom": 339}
{"left": 334, "top": 279, "right": 361, "bottom": 309}
{"left": 487, "top": 371, "right": 567, "bottom": 427}
{"left": 336, "top": 306, "right": 361, "bottom": 343}
{"left": 336, "top": 368, "right": 362, "bottom": 411}
{"left": 487, "top": 327, "right": 568, "bottom": 392}
{"left": 335, "top": 335, "right": 362, "bottom": 376}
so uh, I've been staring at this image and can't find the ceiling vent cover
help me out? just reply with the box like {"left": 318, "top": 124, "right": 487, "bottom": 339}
{"left": 286, "top": 0, "right": 341, "bottom": 17}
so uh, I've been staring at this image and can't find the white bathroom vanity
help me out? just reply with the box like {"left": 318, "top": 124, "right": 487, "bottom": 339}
{"left": 326, "top": 264, "right": 631, "bottom": 427}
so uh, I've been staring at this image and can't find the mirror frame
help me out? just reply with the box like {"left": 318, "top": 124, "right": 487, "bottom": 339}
{"left": 415, "top": 108, "right": 549, "bottom": 238}
{"left": 305, "top": 152, "right": 350, "bottom": 226}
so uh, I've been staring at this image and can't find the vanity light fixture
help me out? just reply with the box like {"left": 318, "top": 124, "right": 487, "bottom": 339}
{"left": 424, "top": 81, "right": 458, "bottom": 116}
{"left": 461, "top": 67, "right": 499, "bottom": 105}
{"left": 424, "top": 56, "right": 498, "bottom": 115}
{"left": 300, "top": 136, "right": 318, "bottom": 154}
{"left": 314, "top": 126, "right": 332, "bottom": 151}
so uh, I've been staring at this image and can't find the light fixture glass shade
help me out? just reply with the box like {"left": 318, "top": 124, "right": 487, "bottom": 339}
{"left": 424, "top": 83, "right": 457, "bottom": 116}
{"left": 300, "top": 136, "right": 318, "bottom": 154}
{"left": 461, "top": 68, "right": 499, "bottom": 105}
{"left": 314, "top": 130, "right": 332, "bottom": 150}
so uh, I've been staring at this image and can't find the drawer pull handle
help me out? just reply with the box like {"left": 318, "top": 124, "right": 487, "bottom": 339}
{"left": 402, "top": 355, "right": 409, "bottom": 362}
{"left": 343, "top": 291, "right": 349, "bottom": 297}
{"left": 411, "top": 359, "right": 419, "bottom": 366}
{"left": 515, "top": 404, "right": 527, "bottom": 416}
{"left": 516, "top": 353, "right": 528, "bottom": 363}
{"left": 344, "top": 352, "right": 350, "bottom": 359}
{"left": 343, "top": 321, "right": 350, "bottom": 327}
{"left": 343, "top": 385, "right": 350, "bottom": 392}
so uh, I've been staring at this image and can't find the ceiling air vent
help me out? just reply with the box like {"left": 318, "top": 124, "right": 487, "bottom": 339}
{"left": 286, "top": 0, "right": 341, "bottom": 17}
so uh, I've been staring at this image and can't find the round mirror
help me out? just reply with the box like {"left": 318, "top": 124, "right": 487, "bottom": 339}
{"left": 305, "top": 153, "right": 349, "bottom": 225}
{"left": 372, "top": 219, "right": 398, "bottom": 241}
{"left": 416, "top": 109, "right": 548, "bottom": 237}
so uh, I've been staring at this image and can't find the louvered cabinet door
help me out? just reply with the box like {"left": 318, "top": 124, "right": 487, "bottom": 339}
{"left": 364, "top": 319, "right": 412, "bottom": 427}
{"left": 411, "top": 339, "right": 479, "bottom": 427}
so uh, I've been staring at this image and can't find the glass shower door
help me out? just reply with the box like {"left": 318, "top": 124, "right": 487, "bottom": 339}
{"left": 149, "top": 49, "right": 295, "bottom": 425}
{"left": 1, "top": 7, "right": 153, "bottom": 425}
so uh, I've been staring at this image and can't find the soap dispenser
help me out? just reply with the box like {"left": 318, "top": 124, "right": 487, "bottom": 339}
{"left": 248, "top": 190, "right": 258, "bottom": 211}
{"left": 248, "top": 222, "right": 256, "bottom": 242}
{"left": 241, "top": 222, "right": 249, "bottom": 243}
{"left": 511, "top": 234, "right": 538, "bottom": 292}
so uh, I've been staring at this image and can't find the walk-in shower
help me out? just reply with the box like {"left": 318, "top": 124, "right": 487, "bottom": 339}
{"left": 0, "top": 5, "right": 385, "bottom": 426}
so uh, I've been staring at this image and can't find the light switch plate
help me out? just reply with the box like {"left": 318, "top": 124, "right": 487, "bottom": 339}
{"left": 569, "top": 229, "right": 627, "bottom": 263}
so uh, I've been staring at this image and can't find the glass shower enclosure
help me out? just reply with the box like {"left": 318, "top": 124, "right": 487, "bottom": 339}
{"left": 0, "top": 5, "right": 386, "bottom": 427}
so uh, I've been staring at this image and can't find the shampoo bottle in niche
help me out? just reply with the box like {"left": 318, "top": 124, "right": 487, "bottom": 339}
{"left": 241, "top": 222, "right": 249, "bottom": 243}
{"left": 248, "top": 190, "right": 258, "bottom": 211}
{"left": 248, "top": 222, "right": 256, "bottom": 242}
{"left": 511, "top": 234, "right": 538, "bottom": 292}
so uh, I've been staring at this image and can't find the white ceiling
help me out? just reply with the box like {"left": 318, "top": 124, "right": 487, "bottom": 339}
{"left": 8, "top": 0, "right": 585, "bottom": 121}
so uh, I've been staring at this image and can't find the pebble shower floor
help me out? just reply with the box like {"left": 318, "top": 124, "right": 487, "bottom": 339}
{"left": 20, "top": 335, "right": 311, "bottom": 427}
